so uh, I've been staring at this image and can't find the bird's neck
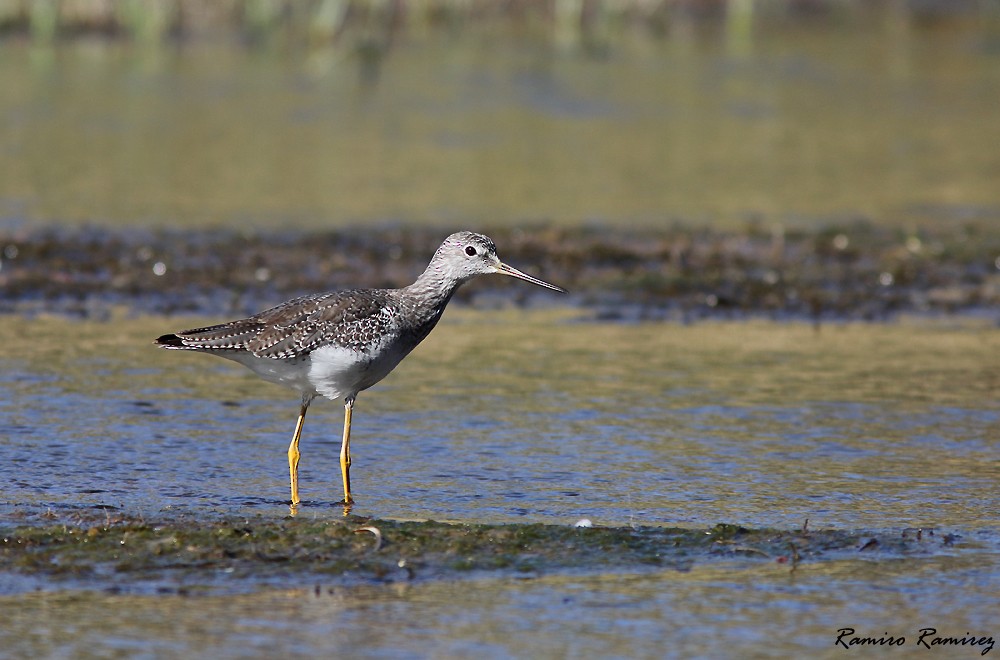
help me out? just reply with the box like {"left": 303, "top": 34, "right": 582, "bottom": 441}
{"left": 402, "top": 263, "right": 465, "bottom": 321}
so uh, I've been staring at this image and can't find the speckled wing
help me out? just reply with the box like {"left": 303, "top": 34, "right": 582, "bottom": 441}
{"left": 157, "top": 290, "right": 400, "bottom": 360}
{"left": 247, "top": 290, "right": 400, "bottom": 358}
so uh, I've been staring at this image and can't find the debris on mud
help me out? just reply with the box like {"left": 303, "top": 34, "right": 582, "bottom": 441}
{"left": 0, "top": 510, "right": 956, "bottom": 594}
{"left": 1, "top": 223, "right": 997, "bottom": 322}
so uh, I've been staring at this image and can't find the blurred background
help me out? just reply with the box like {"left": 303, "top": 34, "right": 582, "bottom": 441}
{"left": 2, "top": 0, "right": 999, "bottom": 231}
{"left": 2, "top": 0, "right": 999, "bottom": 319}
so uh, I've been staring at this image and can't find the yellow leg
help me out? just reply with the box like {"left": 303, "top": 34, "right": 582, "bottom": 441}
{"left": 288, "top": 397, "right": 311, "bottom": 506}
{"left": 340, "top": 397, "right": 355, "bottom": 505}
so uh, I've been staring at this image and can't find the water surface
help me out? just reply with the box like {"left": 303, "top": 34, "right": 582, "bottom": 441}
{"left": 4, "top": 553, "right": 999, "bottom": 659}
{"left": 1, "top": 311, "right": 997, "bottom": 656}
{"left": 1, "top": 311, "right": 995, "bottom": 530}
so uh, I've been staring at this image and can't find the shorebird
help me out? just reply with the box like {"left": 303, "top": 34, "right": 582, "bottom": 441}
{"left": 155, "top": 231, "right": 565, "bottom": 508}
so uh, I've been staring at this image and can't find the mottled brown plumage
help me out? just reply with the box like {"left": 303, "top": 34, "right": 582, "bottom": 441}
{"left": 158, "top": 289, "right": 403, "bottom": 358}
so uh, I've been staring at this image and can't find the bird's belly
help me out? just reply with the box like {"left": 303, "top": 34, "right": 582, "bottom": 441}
{"left": 222, "top": 352, "right": 316, "bottom": 394}
{"left": 307, "top": 344, "right": 409, "bottom": 402}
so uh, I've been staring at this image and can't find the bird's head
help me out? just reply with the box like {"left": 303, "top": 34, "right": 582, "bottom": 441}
{"left": 436, "top": 231, "right": 566, "bottom": 292}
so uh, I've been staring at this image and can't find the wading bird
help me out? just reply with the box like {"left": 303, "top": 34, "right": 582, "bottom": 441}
{"left": 156, "top": 232, "right": 565, "bottom": 509}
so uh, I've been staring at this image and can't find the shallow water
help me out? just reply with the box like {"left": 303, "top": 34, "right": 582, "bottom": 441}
{"left": 1, "top": 311, "right": 998, "bottom": 655}
{"left": 1, "top": 311, "right": 997, "bottom": 530}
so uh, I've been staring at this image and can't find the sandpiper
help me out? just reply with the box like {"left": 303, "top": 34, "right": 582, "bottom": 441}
{"left": 155, "top": 231, "right": 565, "bottom": 507}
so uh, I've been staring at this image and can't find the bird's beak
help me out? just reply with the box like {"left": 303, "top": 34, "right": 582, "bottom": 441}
{"left": 495, "top": 261, "right": 566, "bottom": 293}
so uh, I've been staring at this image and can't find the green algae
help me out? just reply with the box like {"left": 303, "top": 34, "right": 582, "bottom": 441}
{"left": 1, "top": 512, "right": 958, "bottom": 593}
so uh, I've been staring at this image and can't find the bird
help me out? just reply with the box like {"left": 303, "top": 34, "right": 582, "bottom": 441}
{"left": 155, "top": 231, "right": 565, "bottom": 509}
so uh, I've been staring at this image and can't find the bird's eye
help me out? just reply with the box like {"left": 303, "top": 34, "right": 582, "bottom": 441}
{"left": 465, "top": 246, "right": 477, "bottom": 256}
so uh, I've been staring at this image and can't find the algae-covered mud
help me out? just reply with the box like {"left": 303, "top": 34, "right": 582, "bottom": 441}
{"left": 2, "top": 222, "right": 998, "bottom": 320}
{"left": 3, "top": 501, "right": 993, "bottom": 655}
{"left": 0, "top": 512, "right": 966, "bottom": 592}
{"left": 2, "top": 512, "right": 997, "bottom": 657}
